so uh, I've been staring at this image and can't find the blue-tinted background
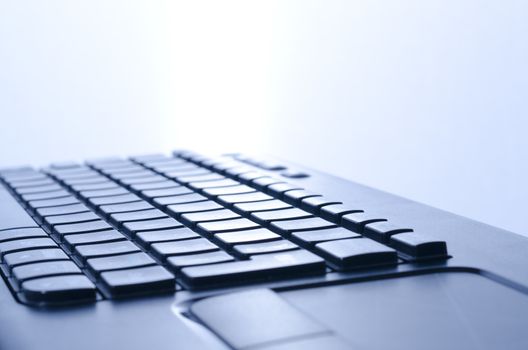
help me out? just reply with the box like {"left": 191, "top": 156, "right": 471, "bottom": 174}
{"left": 1, "top": 1, "right": 526, "bottom": 235}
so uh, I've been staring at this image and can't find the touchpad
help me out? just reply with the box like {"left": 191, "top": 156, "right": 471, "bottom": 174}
{"left": 279, "top": 272, "right": 528, "bottom": 350}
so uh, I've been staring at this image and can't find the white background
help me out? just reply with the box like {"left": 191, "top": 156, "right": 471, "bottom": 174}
{"left": 1, "top": 1, "right": 527, "bottom": 235}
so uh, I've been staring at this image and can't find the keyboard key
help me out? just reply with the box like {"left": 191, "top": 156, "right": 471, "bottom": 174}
{"left": 189, "top": 178, "right": 241, "bottom": 190}
{"left": 136, "top": 227, "right": 200, "bottom": 246}
{"left": 44, "top": 212, "right": 101, "bottom": 228}
{"left": 252, "top": 177, "right": 285, "bottom": 191}
{"left": 99, "top": 201, "right": 154, "bottom": 215}
{"left": 267, "top": 183, "right": 303, "bottom": 198}
{"left": 21, "top": 275, "right": 96, "bottom": 303}
{"left": 280, "top": 170, "right": 310, "bottom": 179}
{"left": 4, "top": 249, "right": 69, "bottom": 270}
{"left": 181, "top": 250, "right": 325, "bottom": 288}
{"left": 122, "top": 218, "right": 184, "bottom": 235}
{"left": 87, "top": 193, "right": 141, "bottom": 207}
{"left": 250, "top": 208, "right": 313, "bottom": 225}
{"left": 16, "top": 184, "right": 62, "bottom": 195}
{"left": 180, "top": 209, "right": 240, "bottom": 227}
{"left": 319, "top": 204, "right": 362, "bottom": 223}
{"left": 128, "top": 180, "right": 178, "bottom": 192}
{"left": 79, "top": 187, "right": 129, "bottom": 198}
{"left": 166, "top": 201, "right": 224, "bottom": 217}
{"left": 87, "top": 252, "right": 156, "bottom": 274}
{"left": 74, "top": 241, "right": 140, "bottom": 261}
{"left": 151, "top": 238, "right": 219, "bottom": 259}
{"left": 0, "top": 228, "right": 48, "bottom": 243}
{"left": 12, "top": 261, "right": 81, "bottom": 282}
{"left": 363, "top": 221, "right": 413, "bottom": 243}
{"left": 269, "top": 217, "right": 337, "bottom": 236}
{"left": 36, "top": 203, "right": 90, "bottom": 217}
{"left": 176, "top": 173, "right": 224, "bottom": 184}
{"left": 70, "top": 181, "right": 119, "bottom": 192}
{"left": 234, "top": 240, "right": 299, "bottom": 256}
{"left": 29, "top": 196, "right": 80, "bottom": 209}
{"left": 167, "top": 251, "right": 235, "bottom": 270}
{"left": 120, "top": 176, "right": 169, "bottom": 186}
{"left": 215, "top": 228, "right": 281, "bottom": 247}
{"left": 202, "top": 185, "right": 256, "bottom": 197}
{"left": 54, "top": 220, "right": 113, "bottom": 236}
{"left": 341, "top": 212, "right": 387, "bottom": 233}
{"left": 217, "top": 192, "right": 273, "bottom": 207}
{"left": 316, "top": 238, "right": 398, "bottom": 269}
{"left": 100, "top": 266, "right": 174, "bottom": 297}
{"left": 291, "top": 227, "right": 361, "bottom": 246}
{"left": 299, "top": 197, "right": 342, "bottom": 214}
{"left": 152, "top": 193, "right": 207, "bottom": 207}
{"left": 390, "top": 232, "right": 448, "bottom": 258}
{"left": 63, "top": 230, "right": 126, "bottom": 249}
{"left": 233, "top": 200, "right": 292, "bottom": 214}
{"left": 109, "top": 209, "right": 168, "bottom": 225}
{"left": 0, "top": 238, "right": 57, "bottom": 259}
{"left": 20, "top": 190, "right": 71, "bottom": 203}
{"left": 237, "top": 171, "right": 267, "bottom": 183}
{"left": 197, "top": 218, "right": 261, "bottom": 236}
{"left": 190, "top": 289, "right": 327, "bottom": 350}
{"left": 282, "top": 190, "right": 321, "bottom": 205}
{"left": 141, "top": 186, "right": 192, "bottom": 199}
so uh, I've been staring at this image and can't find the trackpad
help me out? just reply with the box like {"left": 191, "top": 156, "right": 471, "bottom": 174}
{"left": 280, "top": 272, "right": 528, "bottom": 350}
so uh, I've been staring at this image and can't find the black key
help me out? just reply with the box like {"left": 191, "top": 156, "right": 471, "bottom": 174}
{"left": 36, "top": 203, "right": 90, "bottom": 217}
{"left": 167, "top": 251, "right": 235, "bottom": 270}
{"left": 54, "top": 220, "right": 112, "bottom": 236}
{"left": 250, "top": 208, "right": 313, "bottom": 225}
{"left": 315, "top": 238, "right": 398, "bottom": 269}
{"left": 74, "top": 241, "right": 140, "bottom": 261}
{"left": 128, "top": 180, "right": 178, "bottom": 192}
{"left": 364, "top": 221, "right": 413, "bottom": 243}
{"left": 234, "top": 240, "right": 299, "bottom": 256}
{"left": 181, "top": 250, "right": 325, "bottom": 288}
{"left": 16, "top": 184, "right": 62, "bottom": 195}
{"left": 0, "top": 238, "right": 57, "bottom": 259}
{"left": 180, "top": 209, "right": 240, "bottom": 227}
{"left": 202, "top": 185, "right": 256, "bottom": 197}
{"left": 136, "top": 228, "right": 200, "bottom": 246}
{"left": 87, "top": 193, "right": 141, "bottom": 207}
{"left": 152, "top": 193, "right": 207, "bottom": 207}
{"left": 79, "top": 187, "right": 129, "bottom": 198}
{"left": 100, "top": 266, "right": 174, "bottom": 297}
{"left": 252, "top": 177, "right": 285, "bottom": 191}
{"left": 197, "top": 218, "right": 260, "bottom": 236}
{"left": 341, "top": 212, "right": 387, "bottom": 233}
{"left": 151, "top": 238, "right": 219, "bottom": 259}
{"left": 4, "top": 249, "right": 69, "bottom": 270}
{"left": 190, "top": 289, "right": 327, "bottom": 350}
{"left": 217, "top": 192, "right": 273, "bottom": 207}
{"left": 63, "top": 230, "right": 126, "bottom": 249}
{"left": 282, "top": 190, "right": 321, "bottom": 205}
{"left": 109, "top": 209, "right": 168, "bottom": 225}
{"left": 99, "top": 201, "right": 154, "bottom": 215}
{"left": 21, "top": 275, "right": 96, "bottom": 303}
{"left": 87, "top": 252, "right": 156, "bottom": 274}
{"left": 291, "top": 227, "right": 361, "bottom": 246}
{"left": 233, "top": 200, "right": 292, "bottom": 214}
{"left": 28, "top": 196, "right": 80, "bottom": 210}
{"left": 216, "top": 228, "right": 281, "bottom": 247}
{"left": 122, "top": 218, "right": 184, "bottom": 235}
{"left": 12, "top": 261, "right": 81, "bottom": 282}
{"left": 166, "top": 201, "right": 224, "bottom": 217}
{"left": 70, "top": 181, "right": 119, "bottom": 192}
{"left": 0, "top": 228, "right": 48, "bottom": 243}
{"left": 44, "top": 212, "right": 100, "bottom": 228}
{"left": 299, "top": 197, "right": 342, "bottom": 214}
{"left": 319, "top": 204, "right": 362, "bottom": 223}
{"left": 269, "top": 217, "right": 337, "bottom": 236}
{"left": 390, "top": 232, "right": 448, "bottom": 258}
{"left": 267, "top": 183, "right": 303, "bottom": 198}
{"left": 141, "top": 186, "right": 192, "bottom": 199}
{"left": 189, "top": 178, "right": 240, "bottom": 190}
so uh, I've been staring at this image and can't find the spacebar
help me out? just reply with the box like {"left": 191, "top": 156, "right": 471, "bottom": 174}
{"left": 180, "top": 250, "right": 326, "bottom": 289}
{"left": 0, "top": 185, "right": 39, "bottom": 231}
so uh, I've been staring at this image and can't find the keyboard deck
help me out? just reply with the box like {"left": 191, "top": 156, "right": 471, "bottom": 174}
{"left": 0, "top": 151, "right": 449, "bottom": 306}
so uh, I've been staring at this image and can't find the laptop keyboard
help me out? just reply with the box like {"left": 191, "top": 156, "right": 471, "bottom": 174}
{"left": 0, "top": 151, "right": 449, "bottom": 306}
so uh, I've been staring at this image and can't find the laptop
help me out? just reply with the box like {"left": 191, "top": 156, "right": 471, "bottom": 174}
{"left": 1, "top": 150, "right": 527, "bottom": 349}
